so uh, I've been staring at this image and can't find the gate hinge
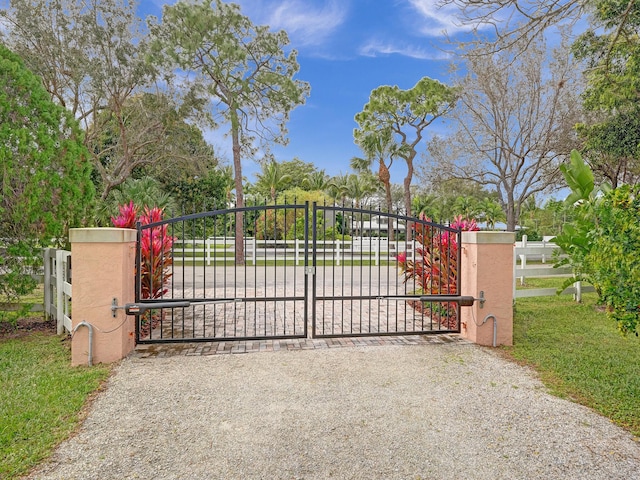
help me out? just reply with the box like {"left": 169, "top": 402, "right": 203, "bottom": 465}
{"left": 305, "top": 266, "right": 315, "bottom": 275}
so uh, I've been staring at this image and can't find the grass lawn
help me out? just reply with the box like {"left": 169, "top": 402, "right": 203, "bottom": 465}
{"left": 0, "top": 332, "right": 111, "bottom": 479}
{"left": 509, "top": 292, "right": 640, "bottom": 437}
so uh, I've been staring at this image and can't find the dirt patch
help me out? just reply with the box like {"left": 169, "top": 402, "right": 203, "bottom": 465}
{"left": 0, "top": 316, "right": 57, "bottom": 339}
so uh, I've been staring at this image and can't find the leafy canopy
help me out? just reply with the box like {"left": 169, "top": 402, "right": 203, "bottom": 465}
{"left": 0, "top": 44, "right": 93, "bottom": 316}
{"left": 355, "top": 77, "right": 457, "bottom": 216}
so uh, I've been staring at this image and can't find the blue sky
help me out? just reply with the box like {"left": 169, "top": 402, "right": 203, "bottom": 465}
{"left": 140, "top": 0, "right": 480, "bottom": 182}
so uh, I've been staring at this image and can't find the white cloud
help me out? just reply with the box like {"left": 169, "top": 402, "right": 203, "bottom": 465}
{"left": 407, "top": 0, "right": 485, "bottom": 37}
{"left": 240, "top": 0, "right": 348, "bottom": 46}
{"left": 358, "top": 40, "right": 450, "bottom": 60}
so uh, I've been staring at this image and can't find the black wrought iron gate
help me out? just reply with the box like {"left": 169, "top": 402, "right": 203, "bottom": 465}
{"left": 132, "top": 202, "right": 466, "bottom": 344}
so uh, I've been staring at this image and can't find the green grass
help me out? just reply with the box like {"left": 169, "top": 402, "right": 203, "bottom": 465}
{"left": 508, "top": 293, "right": 640, "bottom": 437}
{"left": 0, "top": 334, "right": 111, "bottom": 479}
{"left": 515, "top": 277, "right": 574, "bottom": 290}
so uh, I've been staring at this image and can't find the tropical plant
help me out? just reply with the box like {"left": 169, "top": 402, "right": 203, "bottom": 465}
{"left": 553, "top": 150, "right": 610, "bottom": 294}
{"left": 111, "top": 202, "right": 174, "bottom": 300}
{"left": 327, "top": 174, "right": 351, "bottom": 203}
{"left": 452, "top": 196, "right": 479, "bottom": 220}
{"left": 252, "top": 188, "right": 331, "bottom": 241}
{"left": 478, "top": 199, "right": 506, "bottom": 230}
{"left": 302, "top": 170, "right": 329, "bottom": 191}
{"left": 255, "top": 160, "right": 292, "bottom": 202}
{"left": 353, "top": 127, "right": 408, "bottom": 220}
{"left": 412, "top": 193, "right": 440, "bottom": 220}
{"left": 397, "top": 215, "right": 479, "bottom": 329}
{"left": 98, "top": 177, "right": 176, "bottom": 225}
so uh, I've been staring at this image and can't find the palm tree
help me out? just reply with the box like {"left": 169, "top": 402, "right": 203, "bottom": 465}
{"left": 344, "top": 174, "right": 377, "bottom": 209}
{"left": 100, "top": 177, "right": 176, "bottom": 224}
{"left": 412, "top": 193, "right": 439, "bottom": 219}
{"left": 255, "top": 160, "right": 291, "bottom": 202}
{"left": 353, "top": 128, "right": 407, "bottom": 214}
{"left": 453, "top": 196, "right": 479, "bottom": 220}
{"left": 327, "top": 174, "right": 350, "bottom": 203}
{"left": 353, "top": 128, "right": 408, "bottom": 240}
{"left": 479, "top": 199, "right": 506, "bottom": 230}
{"left": 302, "top": 170, "right": 329, "bottom": 191}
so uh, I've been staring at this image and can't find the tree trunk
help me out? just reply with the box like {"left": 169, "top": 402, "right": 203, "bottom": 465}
{"left": 378, "top": 160, "right": 394, "bottom": 241}
{"left": 404, "top": 153, "right": 415, "bottom": 242}
{"left": 231, "top": 111, "right": 244, "bottom": 265}
{"left": 506, "top": 202, "right": 516, "bottom": 232}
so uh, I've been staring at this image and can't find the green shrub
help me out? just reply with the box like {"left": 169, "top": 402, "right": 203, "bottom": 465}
{"left": 555, "top": 150, "right": 639, "bottom": 335}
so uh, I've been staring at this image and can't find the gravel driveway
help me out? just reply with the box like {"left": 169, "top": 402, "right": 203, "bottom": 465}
{"left": 29, "top": 341, "right": 640, "bottom": 480}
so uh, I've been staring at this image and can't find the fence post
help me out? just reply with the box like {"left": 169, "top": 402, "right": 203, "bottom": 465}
{"left": 55, "top": 250, "right": 66, "bottom": 335}
{"left": 252, "top": 237, "right": 257, "bottom": 265}
{"left": 374, "top": 240, "right": 379, "bottom": 266}
{"left": 43, "top": 248, "right": 54, "bottom": 325}
{"left": 460, "top": 231, "right": 515, "bottom": 347}
{"left": 519, "top": 234, "right": 527, "bottom": 286}
{"left": 574, "top": 280, "right": 582, "bottom": 303}
{"left": 69, "top": 228, "right": 136, "bottom": 366}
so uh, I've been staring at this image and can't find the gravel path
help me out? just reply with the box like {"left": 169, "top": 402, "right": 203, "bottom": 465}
{"left": 29, "top": 342, "right": 640, "bottom": 480}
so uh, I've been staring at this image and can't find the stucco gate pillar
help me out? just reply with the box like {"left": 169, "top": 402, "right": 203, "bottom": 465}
{"left": 69, "top": 228, "right": 137, "bottom": 366}
{"left": 460, "top": 231, "right": 515, "bottom": 346}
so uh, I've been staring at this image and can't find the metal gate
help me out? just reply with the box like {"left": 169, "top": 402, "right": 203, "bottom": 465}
{"left": 132, "top": 202, "right": 468, "bottom": 344}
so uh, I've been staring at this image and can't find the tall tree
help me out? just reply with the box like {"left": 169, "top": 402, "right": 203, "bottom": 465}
{"left": 354, "top": 77, "right": 457, "bottom": 219}
{"left": 149, "top": 0, "right": 310, "bottom": 263}
{"left": 92, "top": 92, "right": 219, "bottom": 197}
{"left": 425, "top": 36, "right": 583, "bottom": 231}
{"left": 0, "top": 0, "right": 175, "bottom": 199}
{"left": 0, "top": 45, "right": 94, "bottom": 309}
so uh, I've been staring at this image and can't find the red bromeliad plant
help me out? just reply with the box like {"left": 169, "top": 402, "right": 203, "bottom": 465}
{"left": 111, "top": 202, "right": 174, "bottom": 300}
{"left": 398, "top": 214, "right": 479, "bottom": 329}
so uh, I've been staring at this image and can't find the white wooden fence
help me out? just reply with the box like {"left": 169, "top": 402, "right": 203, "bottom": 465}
{"left": 514, "top": 235, "right": 594, "bottom": 301}
{"left": 177, "top": 235, "right": 592, "bottom": 303}
{"left": 43, "top": 248, "right": 72, "bottom": 334}
{"left": 173, "top": 237, "right": 414, "bottom": 266}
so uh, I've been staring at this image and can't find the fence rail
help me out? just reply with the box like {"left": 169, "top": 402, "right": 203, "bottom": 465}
{"left": 513, "top": 235, "right": 594, "bottom": 301}
{"left": 173, "top": 236, "right": 417, "bottom": 266}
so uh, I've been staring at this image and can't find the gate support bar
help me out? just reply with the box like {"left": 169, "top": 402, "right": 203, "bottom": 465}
{"left": 111, "top": 298, "right": 191, "bottom": 316}
{"left": 378, "top": 292, "right": 485, "bottom": 308}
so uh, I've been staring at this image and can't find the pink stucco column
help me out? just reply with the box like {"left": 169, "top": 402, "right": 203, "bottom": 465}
{"left": 460, "top": 231, "right": 515, "bottom": 346}
{"left": 70, "top": 228, "right": 136, "bottom": 366}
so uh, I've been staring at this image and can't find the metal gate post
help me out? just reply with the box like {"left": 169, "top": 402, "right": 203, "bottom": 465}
{"left": 460, "top": 231, "right": 516, "bottom": 346}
